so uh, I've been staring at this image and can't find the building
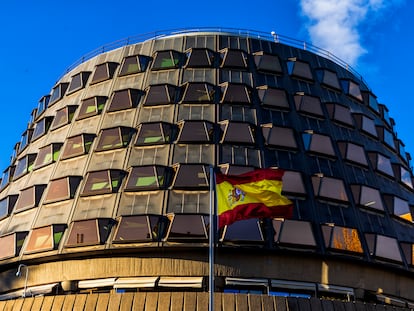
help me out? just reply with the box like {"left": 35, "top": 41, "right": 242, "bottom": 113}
{"left": 0, "top": 28, "right": 413, "bottom": 310}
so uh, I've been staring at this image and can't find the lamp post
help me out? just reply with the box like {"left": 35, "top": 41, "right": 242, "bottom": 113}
{"left": 16, "top": 264, "right": 29, "bottom": 298}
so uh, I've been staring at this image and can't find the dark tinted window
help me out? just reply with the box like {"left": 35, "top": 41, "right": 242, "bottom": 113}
{"left": 91, "top": 62, "right": 118, "bottom": 84}
{"left": 107, "top": 89, "right": 143, "bottom": 112}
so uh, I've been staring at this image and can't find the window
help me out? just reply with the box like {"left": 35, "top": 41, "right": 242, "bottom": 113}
{"left": 315, "top": 69, "right": 340, "bottom": 90}
{"left": 219, "top": 105, "right": 256, "bottom": 123}
{"left": 0, "top": 166, "right": 15, "bottom": 189}
{"left": 0, "top": 232, "right": 28, "bottom": 260}
{"left": 340, "top": 79, "right": 363, "bottom": 101}
{"left": 325, "top": 103, "right": 354, "bottom": 127}
{"left": 180, "top": 82, "right": 216, "bottom": 103}
{"left": 379, "top": 104, "right": 392, "bottom": 126}
{"left": 281, "top": 171, "right": 306, "bottom": 197}
{"left": 33, "top": 143, "right": 62, "bottom": 169}
{"left": 151, "top": 50, "right": 183, "bottom": 70}
{"left": 61, "top": 134, "right": 95, "bottom": 160}
{"left": 176, "top": 120, "right": 214, "bottom": 143}
{"left": 135, "top": 122, "right": 176, "bottom": 145}
{"left": 294, "top": 93, "right": 324, "bottom": 117}
{"left": 144, "top": 84, "right": 178, "bottom": 106}
{"left": 81, "top": 170, "right": 125, "bottom": 196}
{"left": 185, "top": 48, "right": 215, "bottom": 68}
{"left": 362, "top": 92, "right": 380, "bottom": 113}
{"left": 365, "top": 233, "right": 403, "bottom": 262}
{"left": 262, "top": 125, "right": 297, "bottom": 149}
{"left": 67, "top": 71, "right": 91, "bottom": 93}
{"left": 31, "top": 117, "right": 53, "bottom": 141}
{"left": 368, "top": 153, "right": 394, "bottom": 177}
{"left": 44, "top": 176, "right": 82, "bottom": 204}
{"left": 49, "top": 83, "right": 69, "bottom": 105}
{"left": 14, "top": 185, "right": 46, "bottom": 212}
{"left": 165, "top": 214, "right": 209, "bottom": 241}
{"left": 119, "top": 54, "right": 150, "bottom": 76}
{"left": 35, "top": 95, "right": 50, "bottom": 119}
{"left": 377, "top": 126, "right": 395, "bottom": 150}
{"left": 77, "top": 96, "right": 107, "bottom": 120}
{"left": 312, "top": 175, "right": 349, "bottom": 203}
{"left": 353, "top": 113, "right": 377, "bottom": 138}
{"left": 18, "top": 129, "right": 33, "bottom": 153}
{"left": 220, "top": 83, "right": 251, "bottom": 104}
{"left": 337, "top": 141, "right": 368, "bottom": 166}
{"left": 219, "top": 145, "right": 261, "bottom": 167}
{"left": 219, "top": 121, "right": 255, "bottom": 145}
{"left": 50, "top": 105, "right": 77, "bottom": 131}
{"left": 65, "top": 218, "right": 114, "bottom": 247}
{"left": 350, "top": 184, "right": 385, "bottom": 212}
{"left": 287, "top": 58, "right": 313, "bottom": 81}
{"left": 400, "top": 166, "right": 413, "bottom": 189}
{"left": 112, "top": 215, "right": 168, "bottom": 243}
{"left": 167, "top": 191, "right": 209, "bottom": 213}
{"left": 383, "top": 195, "right": 412, "bottom": 222}
{"left": 302, "top": 132, "right": 336, "bottom": 157}
{"left": 107, "top": 89, "right": 144, "bottom": 112}
{"left": 171, "top": 164, "right": 209, "bottom": 190}
{"left": 273, "top": 219, "right": 316, "bottom": 247}
{"left": 322, "top": 224, "right": 363, "bottom": 253}
{"left": 90, "top": 62, "right": 118, "bottom": 84}
{"left": 95, "top": 127, "right": 135, "bottom": 151}
{"left": 253, "top": 52, "right": 282, "bottom": 74}
{"left": 0, "top": 195, "right": 18, "bottom": 219}
{"left": 220, "top": 49, "right": 248, "bottom": 69}
{"left": 257, "top": 86, "right": 289, "bottom": 109}
{"left": 177, "top": 104, "right": 215, "bottom": 121}
{"left": 13, "top": 154, "right": 36, "bottom": 179}
{"left": 24, "top": 224, "right": 66, "bottom": 253}
{"left": 125, "top": 165, "right": 171, "bottom": 191}
{"left": 221, "top": 218, "right": 263, "bottom": 242}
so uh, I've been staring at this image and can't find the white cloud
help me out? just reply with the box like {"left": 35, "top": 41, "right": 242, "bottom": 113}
{"left": 300, "top": 0, "right": 402, "bottom": 66}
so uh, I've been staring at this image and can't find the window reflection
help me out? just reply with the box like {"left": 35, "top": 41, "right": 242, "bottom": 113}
{"left": 185, "top": 48, "right": 215, "bottom": 68}
{"left": 257, "top": 86, "right": 289, "bottom": 109}
{"left": 312, "top": 175, "right": 349, "bottom": 203}
{"left": 294, "top": 94, "right": 324, "bottom": 117}
{"left": 113, "top": 215, "right": 168, "bottom": 242}
{"left": 65, "top": 218, "right": 114, "bottom": 247}
{"left": 135, "top": 122, "right": 176, "bottom": 145}
{"left": 24, "top": 225, "right": 66, "bottom": 253}
{"left": 253, "top": 52, "right": 282, "bottom": 73}
{"left": 119, "top": 55, "right": 150, "bottom": 76}
{"left": 144, "top": 84, "right": 178, "bottom": 106}
{"left": 33, "top": 143, "right": 62, "bottom": 169}
{"left": 67, "top": 71, "right": 91, "bottom": 93}
{"left": 220, "top": 83, "right": 251, "bottom": 104}
{"left": 50, "top": 106, "right": 77, "bottom": 131}
{"left": 262, "top": 125, "right": 297, "bottom": 149}
{"left": 77, "top": 96, "right": 107, "bottom": 120}
{"left": 166, "top": 214, "right": 209, "bottom": 241}
{"left": 91, "top": 62, "right": 118, "bottom": 84}
{"left": 151, "top": 50, "right": 183, "bottom": 70}
{"left": 95, "top": 127, "right": 135, "bottom": 151}
{"left": 220, "top": 121, "right": 255, "bottom": 145}
{"left": 81, "top": 170, "right": 125, "bottom": 196}
{"left": 287, "top": 59, "right": 313, "bottom": 81}
{"left": 125, "top": 166, "right": 171, "bottom": 191}
{"left": 61, "top": 134, "right": 95, "bottom": 160}
{"left": 322, "top": 224, "right": 363, "bottom": 253}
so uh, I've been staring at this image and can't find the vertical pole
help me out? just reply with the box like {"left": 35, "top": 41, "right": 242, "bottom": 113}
{"left": 209, "top": 165, "right": 215, "bottom": 311}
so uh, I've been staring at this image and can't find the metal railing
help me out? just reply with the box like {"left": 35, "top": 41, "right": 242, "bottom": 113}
{"left": 58, "top": 27, "right": 368, "bottom": 88}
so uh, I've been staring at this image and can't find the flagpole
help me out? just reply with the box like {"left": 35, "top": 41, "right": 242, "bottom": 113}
{"left": 209, "top": 165, "right": 215, "bottom": 311}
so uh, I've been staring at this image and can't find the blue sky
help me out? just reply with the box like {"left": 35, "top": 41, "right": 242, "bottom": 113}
{"left": 0, "top": 0, "right": 412, "bottom": 171}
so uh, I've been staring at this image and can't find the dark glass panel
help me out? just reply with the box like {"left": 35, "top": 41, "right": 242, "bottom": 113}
{"left": 220, "top": 122, "right": 255, "bottom": 144}
{"left": 282, "top": 171, "right": 306, "bottom": 196}
{"left": 253, "top": 52, "right": 282, "bottom": 73}
{"left": 125, "top": 166, "right": 171, "bottom": 191}
{"left": 323, "top": 224, "right": 363, "bottom": 253}
{"left": 185, "top": 48, "right": 215, "bottom": 67}
{"left": 0, "top": 195, "right": 18, "bottom": 219}
{"left": 393, "top": 197, "right": 412, "bottom": 222}
{"left": 15, "top": 185, "right": 46, "bottom": 212}
{"left": 119, "top": 55, "right": 150, "bottom": 76}
{"left": 13, "top": 154, "right": 36, "bottom": 179}
{"left": 33, "top": 143, "right": 62, "bottom": 169}
{"left": 181, "top": 82, "right": 216, "bottom": 103}
{"left": 303, "top": 133, "right": 335, "bottom": 157}
{"left": 287, "top": 60, "right": 313, "bottom": 81}
{"left": 0, "top": 233, "right": 19, "bottom": 259}
{"left": 400, "top": 167, "right": 413, "bottom": 189}
{"left": 276, "top": 219, "right": 316, "bottom": 246}
{"left": 312, "top": 176, "right": 348, "bottom": 203}
{"left": 49, "top": 83, "right": 69, "bottom": 105}
{"left": 326, "top": 103, "right": 354, "bottom": 127}
{"left": 65, "top": 219, "right": 99, "bottom": 247}
{"left": 257, "top": 86, "right": 289, "bottom": 109}
{"left": 345, "top": 142, "right": 368, "bottom": 166}
{"left": 0, "top": 166, "right": 15, "bottom": 190}
{"left": 320, "top": 69, "right": 340, "bottom": 90}
{"left": 172, "top": 164, "right": 209, "bottom": 189}
{"left": 220, "top": 49, "right": 248, "bottom": 69}
{"left": 32, "top": 117, "right": 53, "bottom": 141}
{"left": 144, "top": 84, "right": 177, "bottom": 106}
{"left": 376, "top": 154, "right": 394, "bottom": 177}
{"left": 44, "top": 176, "right": 82, "bottom": 203}
{"left": 341, "top": 80, "right": 362, "bottom": 101}
{"left": 36, "top": 95, "right": 50, "bottom": 119}
{"left": 113, "top": 215, "right": 166, "bottom": 242}
{"left": 221, "top": 218, "right": 263, "bottom": 242}
{"left": 67, "top": 71, "right": 91, "bottom": 93}
{"left": 375, "top": 234, "right": 403, "bottom": 262}
{"left": 351, "top": 185, "right": 384, "bottom": 211}
{"left": 95, "top": 127, "right": 134, "bottom": 151}
{"left": 61, "top": 134, "right": 95, "bottom": 160}
{"left": 77, "top": 96, "right": 107, "bottom": 120}
{"left": 221, "top": 83, "right": 251, "bottom": 104}
{"left": 383, "top": 128, "right": 395, "bottom": 150}
{"left": 262, "top": 125, "right": 297, "bottom": 149}
{"left": 18, "top": 129, "right": 33, "bottom": 153}
{"left": 50, "top": 105, "right": 77, "bottom": 131}
{"left": 108, "top": 89, "right": 143, "bottom": 112}
{"left": 91, "top": 62, "right": 118, "bottom": 84}
{"left": 135, "top": 122, "right": 175, "bottom": 145}
{"left": 151, "top": 50, "right": 183, "bottom": 70}
{"left": 219, "top": 145, "right": 261, "bottom": 167}
{"left": 294, "top": 94, "right": 324, "bottom": 117}
{"left": 166, "top": 214, "right": 208, "bottom": 240}
{"left": 81, "top": 170, "right": 125, "bottom": 196}
{"left": 361, "top": 116, "right": 377, "bottom": 137}
{"left": 177, "top": 120, "right": 214, "bottom": 143}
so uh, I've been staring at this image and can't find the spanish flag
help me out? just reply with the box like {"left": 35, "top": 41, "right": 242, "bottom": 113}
{"left": 216, "top": 168, "right": 293, "bottom": 228}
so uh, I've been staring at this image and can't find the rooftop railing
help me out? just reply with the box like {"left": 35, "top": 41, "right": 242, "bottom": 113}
{"left": 59, "top": 27, "right": 369, "bottom": 88}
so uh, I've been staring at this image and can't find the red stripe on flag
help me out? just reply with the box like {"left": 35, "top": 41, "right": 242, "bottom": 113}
{"left": 215, "top": 168, "right": 284, "bottom": 185}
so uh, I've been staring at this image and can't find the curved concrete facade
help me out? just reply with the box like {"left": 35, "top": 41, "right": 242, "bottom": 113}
{"left": 0, "top": 30, "right": 414, "bottom": 309}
